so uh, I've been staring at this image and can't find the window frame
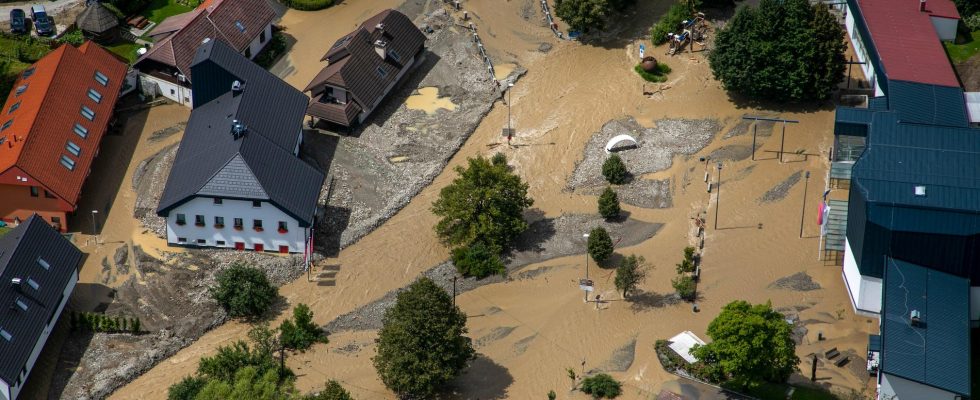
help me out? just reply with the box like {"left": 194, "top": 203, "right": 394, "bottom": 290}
{"left": 176, "top": 213, "right": 186, "bottom": 225}
{"left": 94, "top": 71, "right": 109, "bottom": 86}
{"left": 74, "top": 123, "right": 88, "bottom": 138}
{"left": 59, "top": 155, "right": 75, "bottom": 171}
{"left": 253, "top": 219, "right": 263, "bottom": 232}
{"left": 194, "top": 215, "right": 205, "bottom": 227}
{"left": 80, "top": 105, "right": 95, "bottom": 121}
{"left": 233, "top": 218, "right": 244, "bottom": 230}
{"left": 87, "top": 88, "right": 102, "bottom": 103}
{"left": 66, "top": 140, "right": 81, "bottom": 156}
{"left": 277, "top": 221, "right": 288, "bottom": 233}
{"left": 29, "top": 186, "right": 38, "bottom": 197}
{"left": 214, "top": 216, "right": 225, "bottom": 228}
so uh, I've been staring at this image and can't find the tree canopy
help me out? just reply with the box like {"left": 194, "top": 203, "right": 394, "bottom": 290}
{"left": 602, "top": 154, "right": 629, "bottom": 184}
{"left": 280, "top": 303, "right": 328, "bottom": 351}
{"left": 708, "top": 0, "right": 845, "bottom": 102}
{"left": 373, "top": 277, "right": 475, "bottom": 398}
{"left": 432, "top": 155, "right": 533, "bottom": 254}
{"left": 210, "top": 262, "right": 278, "bottom": 319}
{"left": 580, "top": 373, "right": 622, "bottom": 398}
{"left": 451, "top": 242, "right": 506, "bottom": 278}
{"left": 691, "top": 300, "right": 800, "bottom": 388}
{"left": 306, "top": 380, "right": 354, "bottom": 400}
{"left": 598, "top": 187, "right": 621, "bottom": 220}
{"left": 555, "top": 0, "right": 610, "bottom": 33}
{"left": 587, "top": 227, "right": 614, "bottom": 263}
{"left": 614, "top": 255, "right": 647, "bottom": 298}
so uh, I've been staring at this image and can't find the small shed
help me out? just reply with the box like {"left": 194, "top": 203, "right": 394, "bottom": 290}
{"left": 76, "top": 2, "right": 119, "bottom": 42}
{"left": 667, "top": 330, "right": 706, "bottom": 364}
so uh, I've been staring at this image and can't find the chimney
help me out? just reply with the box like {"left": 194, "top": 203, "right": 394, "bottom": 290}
{"left": 374, "top": 40, "right": 387, "bottom": 59}
{"left": 10, "top": 278, "right": 21, "bottom": 291}
{"left": 231, "top": 80, "right": 243, "bottom": 95}
{"left": 376, "top": 23, "right": 384, "bottom": 32}
{"left": 231, "top": 119, "right": 246, "bottom": 139}
{"left": 920, "top": 0, "right": 926, "bottom": 12}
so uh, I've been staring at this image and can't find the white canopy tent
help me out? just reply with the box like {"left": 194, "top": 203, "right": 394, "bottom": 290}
{"left": 605, "top": 134, "right": 638, "bottom": 153}
{"left": 667, "top": 330, "right": 707, "bottom": 364}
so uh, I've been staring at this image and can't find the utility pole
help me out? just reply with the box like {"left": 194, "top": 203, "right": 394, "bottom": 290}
{"left": 714, "top": 163, "right": 722, "bottom": 230}
{"left": 800, "top": 171, "right": 810, "bottom": 238}
{"left": 507, "top": 82, "right": 515, "bottom": 145}
{"left": 583, "top": 233, "right": 590, "bottom": 302}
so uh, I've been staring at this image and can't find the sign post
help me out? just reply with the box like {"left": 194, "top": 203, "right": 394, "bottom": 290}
{"left": 639, "top": 43, "right": 645, "bottom": 59}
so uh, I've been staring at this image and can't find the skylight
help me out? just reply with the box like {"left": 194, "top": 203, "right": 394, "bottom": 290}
{"left": 37, "top": 257, "right": 49, "bottom": 270}
{"left": 389, "top": 48, "right": 401, "bottom": 62}
{"left": 80, "top": 106, "right": 95, "bottom": 121}
{"left": 94, "top": 71, "right": 108, "bottom": 86}
{"left": 1, "top": 119, "right": 12, "bottom": 132}
{"left": 26, "top": 278, "right": 38, "bottom": 290}
{"left": 22, "top": 67, "right": 35, "bottom": 78}
{"left": 235, "top": 21, "right": 245, "bottom": 32}
{"left": 8, "top": 101, "right": 20, "bottom": 114}
{"left": 60, "top": 155, "right": 75, "bottom": 171}
{"left": 74, "top": 123, "right": 88, "bottom": 138}
{"left": 0, "top": 329, "right": 11, "bottom": 342}
{"left": 66, "top": 141, "right": 81, "bottom": 156}
{"left": 88, "top": 88, "right": 102, "bottom": 103}
{"left": 376, "top": 66, "right": 388, "bottom": 78}
{"left": 15, "top": 298, "right": 27, "bottom": 311}
{"left": 15, "top": 84, "right": 27, "bottom": 96}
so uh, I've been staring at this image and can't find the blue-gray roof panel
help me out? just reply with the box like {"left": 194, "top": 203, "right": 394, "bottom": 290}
{"left": 888, "top": 81, "right": 968, "bottom": 127}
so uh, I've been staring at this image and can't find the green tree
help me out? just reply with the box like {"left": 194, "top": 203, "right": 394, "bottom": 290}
{"left": 614, "top": 255, "right": 647, "bottom": 298}
{"left": 587, "top": 227, "right": 613, "bottom": 263}
{"left": 305, "top": 380, "right": 353, "bottom": 400}
{"left": 672, "top": 275, "right": 696, "bottom": 301}
{"left": 167, "top": 376, "right": 207, "bottom": 400}
{"left": 373, "top": 277, "right": 474, "bottom": 398}
{"left": 597, "top": 187, "right": 621, "bottom": 220}
{"left": 548, "top": 389, "right": 557, "bottom": 400}
{"left": 491, "top": 152, "right": 508, "bottom": 166}
{"left": 691, "top": 300, "right": 800, "bottom": 389}
{"left": 554, "top": 0, "right": 610, "bottom": 33}
{"left": 280, "top": 303, "right": 327, "bottom": 351}
{"left": 708, "top": 0, "right": 845, "bottom": 102}
{"left": 580, "top": 373, "right": 622, "bottom": 398}
{"left": 432, "top": 155, "right": 533, "bottom": 254}
{"left": 132, "top": 317, "right": 141, "bottom": 334}
{"left": 450, "top": 242, "right": 506, "bottom": 278}
{"left": 210, "top": 262, "right": 278, "bottom": 318}
{"left": 601, "top": 154, "right": 629, "bottom": 184}
{"left": 195, "top": 366, "right": 297, "bottom": 400}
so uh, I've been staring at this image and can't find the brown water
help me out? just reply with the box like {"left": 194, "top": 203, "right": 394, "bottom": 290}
{"left": 405, "top": 87, "right": 457, "bottom": 113}
{"left": 109, "top": 0, "right": 874, "bottom": 398}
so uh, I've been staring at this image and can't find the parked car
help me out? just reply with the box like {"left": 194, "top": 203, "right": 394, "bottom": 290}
{"left": 30, "top": 5, "right": 53, "bottom": 36}
{"left": 9, "top": 9, "right": 26, "bottom": 34}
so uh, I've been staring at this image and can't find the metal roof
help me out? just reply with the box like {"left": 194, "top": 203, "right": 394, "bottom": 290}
{"left": 0, "top": 215, "right": 81, "bottom": 385}
{"left": 887, "top": 81, "right": 968, "bottom": 127}
{"left": 881, "top": 258, "right": 970, "bottom": 396}
{"left": 157, "top": 40, "right": 324, "bottom": 226}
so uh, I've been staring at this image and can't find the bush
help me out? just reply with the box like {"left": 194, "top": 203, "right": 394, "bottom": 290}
{"left": 280, "top": 303, "right": 327, "bottom": 351}
{"left": 580, "top": 373, "right": 622, "bottom": 398}
{"left": 210, "top": 262, "right": 278, "bottom": 318}
{"left": 587, "top": 227, "right": 613, "bottom": 263}
{"left": 255, "top": 32, "right": 288, "bottom": 69}
{"left": 305, "top": 380, "right": 353, "bottom": 400}
{"left": 966, "top": 13, "right": 980, "bottom": 32}
{"left": 167, "top": 376, "right": 207, "bottom": 400}
{"left": 554, "top": 0, "right": 611, "bottom": 33}
{"left": 601, "top": 154, "right": 629, "bottom": 184}
{"left": 597, "top": 187, "right": 621, "bottom": 220}
{"left": 650, "top": 2, "right": 690, "bottom": 45}
{"left": 634, "top": 63, "right": 672, "bottom": 82}
{"left": 451, "top": 242, "right": 506, "bottom": 278}
{"left": 672, "top": 275, "right": 696, "bottom": 301}
{"left": 57, "top": 29, "right": 85, "bottom": 46}
{"left": 282, "top": 0, "right": 335, "bottom": 11}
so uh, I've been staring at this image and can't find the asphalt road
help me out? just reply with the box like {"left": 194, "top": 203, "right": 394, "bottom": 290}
{"left": 0, "top": 0, "right": 83, "bottom": 23}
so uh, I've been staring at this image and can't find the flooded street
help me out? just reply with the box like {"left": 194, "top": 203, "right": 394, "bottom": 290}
{"left": 105, "top": 0, "right": 874, "bottom": 398}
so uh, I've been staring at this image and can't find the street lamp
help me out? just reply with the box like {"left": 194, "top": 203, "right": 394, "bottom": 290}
{"left": 582, "top": 233, "right": 590, "bottom": 303}
{"left": 91, "top": 210, "right": 98, "bottom": 234}
{"left": 507, "top": 82, "right": 515, "bottom": 145}
{"left": 714, "top": 163, "right": 722, "bottom": 230}
{"left": 800, "top": 171, "right": 810, "bottom": 238}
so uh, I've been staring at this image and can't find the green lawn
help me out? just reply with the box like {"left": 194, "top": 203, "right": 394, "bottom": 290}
{"left": 140, "top": 0, "right": 194, "bottom": 24}
{"left": 945, "top": 30, "right": 980, "bottom": 63}
{"left": 106, "top": 41, "right": 143, "bottom": 63}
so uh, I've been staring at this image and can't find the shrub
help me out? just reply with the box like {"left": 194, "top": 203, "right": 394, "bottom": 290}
{"left": 548, "top": 390, "right": 557, "bottom": 400}
{"left": 615, "top": 255, "right": 647, "bottom": 298}
{"left": 580, "top": 373, "right": 622, "bottom": 398}
{"left": 56, "top": 29, "right": 85, "bottom": 46}
{"left": 451, "top": 242, "right": 506, "bottom": 278}
{"left": 491, "top": 152, "right": 508, "bottom": 166}
{"left": 597, "top": 187, "right": 621, "bottom": 220}
{"left": 601, "top": 154, "right": 628, "bottom": 184}
{"left": 282, "top": 0, "right": 335, "bottom": 11}
{"left": 255, "top": 32, "right": 288, "bottom": 69}
{"left": 587, "top": 227, "right": 613, "bottom": 263}
{"left": 966, "top": 13, "right": 980, "bottom": 31}
{"left": 672, "top": 275, "right": 696, "bottom": 301}
{"left": 554, "top": 0, "right": 611, "bottom": 33}
{"left": 650, "top": 2, "right": 690, "bottom": 45}
{"left": 306, "top": 380, "right": 353, "bottom": 400}
{"left": 210, "top": 262, "right": 278, "bottom": 318}
{"left": 280, "top": 303, "right": 327, "bottom": 351}
{"left": 167, "top": 376, "right": 207, "bottom": 400}
{"left": 634, "top": 63, "right": 672, "bottom": 82}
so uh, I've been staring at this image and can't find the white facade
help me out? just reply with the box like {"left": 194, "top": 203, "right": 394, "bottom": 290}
{"left": 842, "top": 239, "right": 882, "bottom": 316}
{"left": 2, "top": 268, "right": 77, "bottom": 400}
{"left": 165, "top": 197, "right": 310, "bottom": 253}
{"left": 930, "top": 16, "right": 958, "bottom": 41}
{"left": 244, "top": 24, "right": 274, "bottom": 60}
{"left": 879, "top": 373, "right": 960, "bottom": 400}
{"left": 844, "top": 7, "right": 884, "bottom": 96}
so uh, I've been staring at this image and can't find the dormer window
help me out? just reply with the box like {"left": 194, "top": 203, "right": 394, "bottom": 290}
{"left": 376, "top": 67, "right": 388, "bottom": 78}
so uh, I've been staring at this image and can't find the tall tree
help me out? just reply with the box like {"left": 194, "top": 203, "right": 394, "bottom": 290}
{"left": 597, "top": 187, "right": 622, "bottom": 220}
{"left": 614, "top": 255, "right": 647, "bottom": 298}
{"left": 691, "top": 300, "right": 800, "bottom": 388}
{"left": 432, "top": 155, "right": 533, "bottom": 254}
{"left": 708, "top": 0, "right": 845, "bottom": 102}
{"left": 305, "top": 380, "right": 354, "bottom": 400}
{"left": 373, "top": 277, "right": 475, "bottom": 398}
{"left": 554, "top": 0, "right": 610, "bottom": 33}
{"left": 587, "top": 227, "right": 614, "bottom": 263}
{"left": 195, "top": 366, "right": 298, "bottom": 400}
{"left": 210, "top": 262, "right": 278, "bottom": 319}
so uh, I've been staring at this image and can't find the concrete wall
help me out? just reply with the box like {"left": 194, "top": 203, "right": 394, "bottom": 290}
{"left": 245, "top": 24, "right": 273, "bottom": 60}
{"left": 165, "top": 197, "right": 309, "bottom": 253}
{"left": 843, "top": 239, "right": 882, "bottom": 316}
{"left": 879, "top": 373, "right": 959, "bottom": 400}
{"left": 140, "top": 74, "right": 192, "bottom": 106}
{"left": 9, "top": 268, "right": 77, "bottom": 400}
{"left": 931, "top": 16, "right": 958, "bottom": 41}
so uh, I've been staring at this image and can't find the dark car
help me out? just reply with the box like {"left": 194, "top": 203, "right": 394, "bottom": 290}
{"left": 9, "top": 9, "right": 26, "bottom": 34}
{"left": 30, "top": 5, "right": 53, "bottom": 36}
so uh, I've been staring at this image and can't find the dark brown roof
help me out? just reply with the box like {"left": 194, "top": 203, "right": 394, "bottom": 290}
{"left": 76, "top": 2, "right": 119, "bottom": 34}
{"left": 307, "top": 95, "right": 362, "bottom": 126}
{"left": 304, "top": 9, "right": 425, "bottom": 125}
{"left": 135, "top": 0, "right": 277, "bottom": 81}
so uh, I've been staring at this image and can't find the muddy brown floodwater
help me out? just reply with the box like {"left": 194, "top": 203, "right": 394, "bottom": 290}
{"left": 108, "top": 0, "right": 875, "bottom": 398}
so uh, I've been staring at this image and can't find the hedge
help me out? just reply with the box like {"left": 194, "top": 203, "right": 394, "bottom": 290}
{"left": 281, "top": 0, "right": 335, "bottom": 11}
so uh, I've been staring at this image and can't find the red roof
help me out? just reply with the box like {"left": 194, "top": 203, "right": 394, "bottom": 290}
{"left": 0, "top": 42, "right": 127, "bottom": 207}
{"left": 857, "top": 0, "right": 961, "bottom": 88}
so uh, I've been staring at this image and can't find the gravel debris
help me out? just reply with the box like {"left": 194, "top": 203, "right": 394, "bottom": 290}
{"left": 709, "top": 144, "right": 754, "bottom": 163}
{"left": 759, "top": 170, "right": 803, "bottom": 203}
{"left": 513, "top": 335, "right": 536, "bottom": 355}
{"left": 579, "top": 179, "right": 672, "bottom": 209}
{"left": 147, "top": 122, "right": 186, "bottom": 143}
{"left": 769, "top": 272, "right": 821, "bottom": 292}
{"left": 474, "top": 326, "right": 517, "bottom": 348}
{"left": 723, "top": 117, "right": 774, "bottom": 139}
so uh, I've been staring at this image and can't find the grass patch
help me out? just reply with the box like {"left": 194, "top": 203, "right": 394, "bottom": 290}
{"left": 0, "top": 33, "right": 54, "bottom": 95}
{"left": 140, "top": 0, "right": 194, "bottom": 24}
{"left": 0, "top": 226, "right": 9, "bottom": 238}
{"left": 945, "top": 30, "right": 980, "bottom": 63}
{"left": 106, "top": 41, "right": 143, "bottom": 63}
{"left": 634, "top": 63, "right": 671, "bottom": 82}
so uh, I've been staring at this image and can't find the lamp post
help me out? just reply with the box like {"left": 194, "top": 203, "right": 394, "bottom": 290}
{"left": 582, "top": 233, "right": 590, "bottom": 303}
{"left": 800, "top": 171, "right": 810, "bottom": 238}
{"left": 507, "top": 82, "right": 515, "bottom": 145}
{"left": 714, "top": 163, "right": 722, "bottom": 230}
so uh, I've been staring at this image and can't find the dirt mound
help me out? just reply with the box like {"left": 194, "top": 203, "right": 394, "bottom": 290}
{"left": 769, "top": 272, "right": 821, "bottom": 292}
{"left": 132, "top": 143, "right": 178, "bottom": 236}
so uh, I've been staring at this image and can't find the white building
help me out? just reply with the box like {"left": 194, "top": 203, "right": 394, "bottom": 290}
{"left": 156, "top": 39, "right": 325, "bottom": 254}
{"left": 134, "top": 0, "right": 278, "bottom": 106}
{"left": 0, "top": 216, "right": 81, "bottom": 400}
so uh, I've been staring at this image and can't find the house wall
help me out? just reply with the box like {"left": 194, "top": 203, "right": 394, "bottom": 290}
{"left": 358, "top": 53, "right": 419, "bottom": 124}
{"left": 327, "top": 85, "right": 348, "bottom": 104}
{"left": 879, "top": 373, "right": 959, "bottom": 400}
{"left": 139, "top": 74, "right": 192, "bottom": 106}
{"left": 971, "top": 287, "right": 980, "bottom": 325}
{"left": 843, "top": 238, "right": 882, "bottom": 316}
{"left": 930, "top": 16, "right": 958, "bottom": 41}
{"left": 844, "top": 6, "right": 884, "bottom": 96}
{"left": 0, "top": 167, "right": 74, "bottom": 231}
{"left": 9, "top": 268, "right": 77, "bottom": 400}
{"left": 245, "top": 24, "right": 273, "bottom": 60}
{"left": 164, "top": 197, "right": 309, "bottom": 253}
{"left": 1, "top": 379, "right": 8, "bottom": 400}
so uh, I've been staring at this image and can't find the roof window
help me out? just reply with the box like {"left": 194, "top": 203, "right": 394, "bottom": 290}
{"left": 15, "top": 298, "right": 27, "bottom": 311}
{"left": 376, "top": 66, "right": 388, "bottom": 78}
{"left": 389, "top": 48, "right": 401, "bottom": 62}
{"left": 37, "top": 257, "right": 49, "bottom": 270}
{"left": 1, "top": 119, "right": 11, "bottom": 132}
{"left": 22, "top": 67, "right": 35, "bottom": 78}
{"left": 94, "top": 71, "right": 108, "bottom": 86}
{"left": 15, "top": 84, "right": 27, "bottom": 96}
{"left": 235, "top": 21, "right": 245, "bottom": 32}
{"left": 26, "top": 278, "right": 38, "bottom": 290}
{"left": 66, "top": 140, "right": 81, "bottom": 156}
{"left": 80, "top": 106, "right": 95, "bottom": 121}
{"left": 0, "top": 329, "right": 10, "bottom": 341}
{"left": 87, "top": 88, "right": 102, "bottom": 103}
{"left": 8, "top": 101, "right": 20, "bottom": 114}
{"left": 60, "top": 155, "right": 75, "bottom": 171}
{"left": 914, "top": 185, "right": 927, "bottom": 197}
{"left": 74, "top": 123, "right": 88, "bottom": 138}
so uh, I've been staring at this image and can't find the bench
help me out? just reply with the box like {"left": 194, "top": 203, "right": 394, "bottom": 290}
{"left": 127, "top": 16, "right": 148, "bottom": 29}
{"left": 835, "top": 356, "right": 849, "bottom": 367}
{"left": 824, "top": 348, "right": 840, "bottom": 359}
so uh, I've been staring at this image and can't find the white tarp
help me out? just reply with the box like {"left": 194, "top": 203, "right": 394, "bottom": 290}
{"left": 966, "top": 92, "right": 980, "bottom": 124}
{"left": 605, "top": 134, "right": 638, "bottom": 153}
{"left": 667, "top": 330, "right": 707, "bottom": 364}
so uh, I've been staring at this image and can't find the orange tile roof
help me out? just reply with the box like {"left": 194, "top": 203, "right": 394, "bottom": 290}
{"left": 0, "top": 41, "right": 127, "bottom": 207}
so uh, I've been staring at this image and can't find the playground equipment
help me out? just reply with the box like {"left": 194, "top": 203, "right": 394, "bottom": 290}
{"left": 684, "top": 12, "right": 708, "bottom": 42}
{"left": 666, "top": 30, "right": 690, "bottom": 55}
{"left": 667, "top": 12, "right": 708, "bottom": 56}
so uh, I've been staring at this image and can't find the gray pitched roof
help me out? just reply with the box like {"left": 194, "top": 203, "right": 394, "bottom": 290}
{"left": 881, "top": 258, "right": 970, "bottom": 396}
{"left": 0, "top": 215, "right": 81, "bottom": 385}
{"left": 76, "top": 2, "right": 119, "bottom": 34}
{"left": 156, "top": 40, "right": 324, "bottom": 225}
